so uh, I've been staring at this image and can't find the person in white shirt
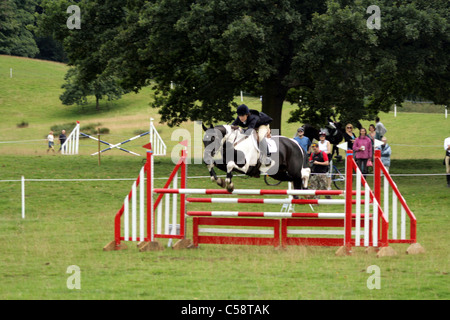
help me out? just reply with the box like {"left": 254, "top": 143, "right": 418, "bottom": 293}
{"left": 318, "top": 131, "right": 332, "bottom": 155}
{"left": 444, "top": 136, "right": 450, "bottom": 187}
{"left": 47, "top": 131, "right": 55, "bottom": 153}
{"left": 318, "top": 131, "right": 332, "bottom": 192}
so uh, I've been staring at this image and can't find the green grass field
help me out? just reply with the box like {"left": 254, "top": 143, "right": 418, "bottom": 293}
{"left": 0, "top": 55, "right": 449, "bottom": 300}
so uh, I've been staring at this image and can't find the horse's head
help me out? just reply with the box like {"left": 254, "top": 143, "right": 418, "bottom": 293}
{"left": 202, "top": 125, "right": 228, "bottom": 164}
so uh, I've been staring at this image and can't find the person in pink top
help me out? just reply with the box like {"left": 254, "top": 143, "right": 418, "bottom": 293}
{"left": 353, "top": 128, "right": 372, "bottom": 177}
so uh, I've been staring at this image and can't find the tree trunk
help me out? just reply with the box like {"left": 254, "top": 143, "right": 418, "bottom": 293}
{"left": 261, "top": 77, "right": 289, "bottom": 135}
{"left": 96, "top": 95, "right": 100, "bottom": 111}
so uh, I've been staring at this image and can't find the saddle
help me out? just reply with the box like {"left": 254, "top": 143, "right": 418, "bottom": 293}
{"left": 228, "top": 126, "right": 275, "bottom": 174}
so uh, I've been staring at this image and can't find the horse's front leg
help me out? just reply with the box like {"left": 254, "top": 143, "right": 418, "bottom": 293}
{"left": 207, "top": 163, "right": 226, "bottom": 188}
{"left": 225, "top": 161, "right": 237, "bottom": 192}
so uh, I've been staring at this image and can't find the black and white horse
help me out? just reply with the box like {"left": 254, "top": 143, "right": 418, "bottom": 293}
{"left": 203, "top": 125, "right": 308, "bottom": 192}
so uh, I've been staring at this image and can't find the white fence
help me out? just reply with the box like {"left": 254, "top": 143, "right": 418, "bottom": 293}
{"left": 60, "top": 118, "right": 166, "bottom": 156}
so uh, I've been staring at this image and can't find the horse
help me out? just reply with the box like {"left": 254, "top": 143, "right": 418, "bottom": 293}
{"left": 202, "top": 124, "right": 308, "bottom": 192}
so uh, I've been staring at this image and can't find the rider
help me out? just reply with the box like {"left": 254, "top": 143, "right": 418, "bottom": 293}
{"left": 231, "top": 104, "right": 273, "bottom": 166}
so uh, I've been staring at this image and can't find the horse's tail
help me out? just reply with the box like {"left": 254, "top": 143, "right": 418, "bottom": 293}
{"left": 302, "top": 146, "right": 309, "bottom": 169}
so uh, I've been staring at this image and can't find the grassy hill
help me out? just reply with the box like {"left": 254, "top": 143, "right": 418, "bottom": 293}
{"left": 1, "top": 54, "right": 449, "bottom": 159}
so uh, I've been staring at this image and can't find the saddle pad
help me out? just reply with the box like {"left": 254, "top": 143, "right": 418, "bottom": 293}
{"left": 267, "top": 138, "right": 277, "bottom": 153}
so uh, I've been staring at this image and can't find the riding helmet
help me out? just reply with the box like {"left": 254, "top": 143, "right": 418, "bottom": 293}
{"left": 236, "top": 104, "right": 250, "bottom": 116}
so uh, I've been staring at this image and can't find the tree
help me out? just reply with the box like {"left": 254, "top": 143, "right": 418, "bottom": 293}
{"left": 37, "top": 0, "right": 128, "bottom": 110}
{"left": 0, "top": 0, "right": 39, "bottom": 57}
{"left": 60, "top": 67, "right": 126, "bottom": 110}
{"left": 38, "top": 0, "right": 449, "bottom": 128}
{"left": 111, "top": 0, "right": 449, "bottom": 130}
{"left": 288, "top": 0, "right": 450, "bottom": 125}
{"left": 112, "top": 0, "right": 329, "bottom": 130}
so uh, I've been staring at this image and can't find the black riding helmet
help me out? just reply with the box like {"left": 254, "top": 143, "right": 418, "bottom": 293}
{"left": 236, "top": 104, "right": 250, "bottom": 116}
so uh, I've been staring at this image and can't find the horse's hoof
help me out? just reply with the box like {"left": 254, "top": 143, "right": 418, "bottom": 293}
{"left": 226, "top": 183, "right": 234, "bottom": 193}
{"left": 216, "top": 178, "right": 226, "bottom": 188}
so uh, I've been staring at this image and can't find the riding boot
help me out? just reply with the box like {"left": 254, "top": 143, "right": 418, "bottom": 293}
{"left": 447, "top": 174, "right": 450, "bottom": 187}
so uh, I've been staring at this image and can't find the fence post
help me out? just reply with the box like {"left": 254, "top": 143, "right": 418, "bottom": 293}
{"left": 344, "top": 150, "right": 354, "bottom": 250}
{"left": 147, "top": 149, "right": 153, "bottom": 241}
{"left": 180, "top": 146, "right": 187, "bottom": 238}
{"left": 21, "top": 176, "right": 25, "bottom": 219}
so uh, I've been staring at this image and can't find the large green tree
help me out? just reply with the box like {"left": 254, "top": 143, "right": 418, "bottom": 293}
{"left": 114, "top": 0, "right": 449, "bottom": 130}
{"left": 37, "top": 0, "right": 128, "bottom": 109}
{"left": 38, "top": 0, "right": 449, "bottom": 130}
{"left": 112, "top": 0, "right": 329, "bottom": 129}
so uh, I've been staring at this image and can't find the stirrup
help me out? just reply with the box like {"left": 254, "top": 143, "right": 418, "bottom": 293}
{"left": 263, "top": 157, "right": 272, "bottom": 166}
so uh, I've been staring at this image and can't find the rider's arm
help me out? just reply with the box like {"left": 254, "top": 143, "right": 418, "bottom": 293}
{"left": 242, "top": 116, "right": 258, "bottom": 136}
{"left": 231, "top": 116, "right": 241, "bottom": 126}
{"left": 245, "top": 116, "right": 258, "bottom": 130}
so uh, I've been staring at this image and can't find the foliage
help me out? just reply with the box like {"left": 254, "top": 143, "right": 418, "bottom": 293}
{"left": 287, "top": 0, "right": 450, "bottom": 126}
{"left": 34, "top": 0, "right": 450, "bottom": 128}
{"left": 60, "top": 67, "right": 127, "bottom": 111}
{"left": 107, "top": 0, "right": 449, "bottom": 129}
{"left": 16, "top": 121, "right": 29, "bottom": 128}
{"left": 37, "top": 0, "right": 129, "bottom": 111}
{"left": 49, "top": 122, "right": 77, "bottom": 137}
{"left": 0, "top": 0, "right": 39, "bottom": 57}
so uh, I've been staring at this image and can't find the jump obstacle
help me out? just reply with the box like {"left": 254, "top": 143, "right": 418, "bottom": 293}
{"left": 61, "top": 118, "right": 166, "bottom": 156}
{"left": 104, "top": 142, "right": 424, "bottom": 256}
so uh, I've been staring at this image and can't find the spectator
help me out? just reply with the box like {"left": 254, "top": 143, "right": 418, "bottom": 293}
{"left": 368, "top": 124, "right": 376, "bottom": 164}
{"left": 59, "top": 129, "right": 67, "bottom": 152}
{"left": 353, "top": 128, "right": 372, "bottom": 177}
{"left": 293, "top": 127, "right": 311, "bottom": 156}
{"left": 375, "top": 117, "right": 387, "bottom": 140}
{"left": 444, "top": 136, "right": 450, "bottom": 187}
{"left": 377, "top": 136, "right": 391, "bottom": 172}
{"left": 47, "top": 131, "right": 55, "bottom": 153}
{"left": 318, "top": 131, "right": 332, "bottom": 157}
{"left": 308, "top": 143, "right": 329, "bottom": 195}
{"left": 368, "top": 124, "right": 376, "bottom": 142}
{"left": 343, "top": 123, "right": 356, "bottom": 150}
{"left": 318, "top": 131, "right": 332, "bottom": 191}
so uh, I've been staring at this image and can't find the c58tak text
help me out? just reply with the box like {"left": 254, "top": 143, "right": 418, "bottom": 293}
{"left": 225, "top": 304, "right": 270, "bottom": 315}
